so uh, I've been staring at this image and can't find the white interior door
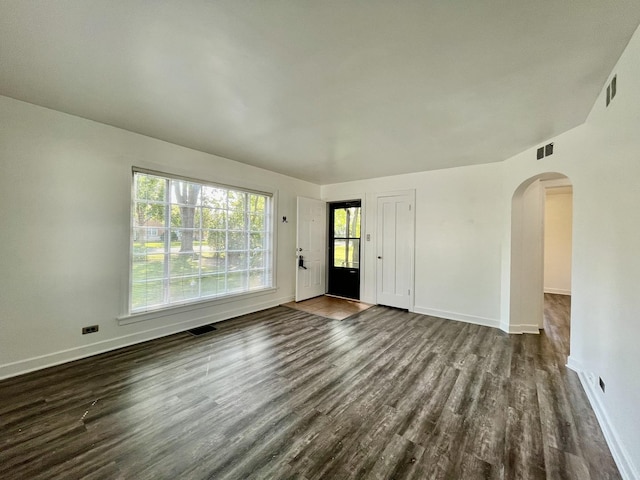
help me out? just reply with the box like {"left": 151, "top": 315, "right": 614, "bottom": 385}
{"left": 376, "top": 193, "right": 414, "bottom": 309}
{"left": 296, "top": 197, "right": 327, "bottom": 301}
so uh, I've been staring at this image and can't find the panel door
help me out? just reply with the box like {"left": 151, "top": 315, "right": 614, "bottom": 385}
{"left": 376, "top": 194, "right": 414, "bottom": 309}
{"left": 296, "top": 197, "right": 327, "bottom": 301}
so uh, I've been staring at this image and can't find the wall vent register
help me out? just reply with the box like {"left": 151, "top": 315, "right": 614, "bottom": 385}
{"left": 606, "top": 75, "right": 617, "bottom": 106}
{"left": 536, "top": 142, "right": 554, "bottom": 160}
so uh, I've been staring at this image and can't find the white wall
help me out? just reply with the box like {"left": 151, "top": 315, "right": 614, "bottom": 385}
{"left": 509, "top": 179, "right": 546, "bottom": 333}
{"left": 544, "top": 189, "right": 573, "bottom": 295}
{"left": 2, "top": 21, "right": 640, "bottom": 479}
{"left": 322, "top": 162, "right": 505, "bottom": 328}
{"left": 501, "top": 23, "right": 640, "bottom": 478}
{"left": 0, "top": 95, "right": 320, "bottom": 379}
{"left": 324, "top": 23, "right": 640, "bottom": 476}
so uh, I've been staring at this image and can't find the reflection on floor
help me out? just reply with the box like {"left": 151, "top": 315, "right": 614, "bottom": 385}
{"left": 1, "top": 296, "right": 620, "bottom": 479}
{"left": 282, "top": 295, "right": 373, "bottom": 320}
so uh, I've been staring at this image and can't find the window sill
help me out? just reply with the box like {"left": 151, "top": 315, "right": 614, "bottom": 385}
{"left": 117, "top": 287, "right": 278, "bottom": 326}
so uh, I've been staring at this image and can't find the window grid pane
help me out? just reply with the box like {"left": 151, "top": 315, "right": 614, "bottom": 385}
{"left": 131, "top": 172, "right": 273, "bottom": 313}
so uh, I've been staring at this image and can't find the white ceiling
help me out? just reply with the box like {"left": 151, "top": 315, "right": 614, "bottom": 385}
{"left": 1, "top": 2, "right": 639, "bottom": 185}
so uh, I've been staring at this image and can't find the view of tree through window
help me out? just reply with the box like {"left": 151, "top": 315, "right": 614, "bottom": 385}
{"left": 333, "top": 206, "right": 361, "bottom": 268}
{"left": 131, "top": 171, "right": 273, "bottom": 313}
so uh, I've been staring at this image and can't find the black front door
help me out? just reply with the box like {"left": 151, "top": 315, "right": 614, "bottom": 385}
{"left": 328, "top": 201, "right": 361, "bottom": 300}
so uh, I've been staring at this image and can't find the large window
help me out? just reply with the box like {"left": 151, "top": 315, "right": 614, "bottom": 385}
{"left": 130, "top": 170, "right": 273, "bottom": 313}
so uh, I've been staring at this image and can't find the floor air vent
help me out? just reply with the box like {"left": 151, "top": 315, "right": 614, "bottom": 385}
{"left": 187, "top": 324, "right": 217, "bottom": 336}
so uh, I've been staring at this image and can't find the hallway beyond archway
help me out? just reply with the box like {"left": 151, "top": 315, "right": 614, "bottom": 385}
{"left": 509, "top": 173, "right": 572, "bottom": 334}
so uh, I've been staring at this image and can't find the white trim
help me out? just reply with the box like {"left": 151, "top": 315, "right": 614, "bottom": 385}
{"left": 128, "top": 169, "right": 277, "bottom": 315}
{"left": 575, "top": 368, "right": 639, "bottom": 480}
{"left": 506, "top": 323, "right": 541, "bottom": 334}
{"left": 374, "top": 189, "right": 417, "bottom": 198}
{"left": 133, "top": 166, "right": 273, "bottom": 197}
{"left": 270, "top": 190, "right": 280, "bottom": 300}
{"left": 0, "top": 295, "right": 293, "bottom": 381}
{"left": 118, "top": 287, "right": 278, "bottom": 325}
{"left": 322, "top": 192, "right": 366, "bottom": 203}
{"left": 374, "top": 189, "right": 416, "bottom": 312}
{"left": 413, "top": 306, "right": 500, "bottom": 330}
{"left": 566, "top": 355, "right": 583, "bottom": 372}
{"left": 544, "top": 287, "right": 571, "bottom": 295}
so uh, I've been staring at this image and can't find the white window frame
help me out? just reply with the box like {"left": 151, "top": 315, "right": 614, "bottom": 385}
{"left": 128, "top": 167, "right": 275, "bottom": 315}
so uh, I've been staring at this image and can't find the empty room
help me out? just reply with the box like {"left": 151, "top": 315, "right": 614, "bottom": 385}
{"left": 1, "top": 2, "right": 640, "bottom": 479}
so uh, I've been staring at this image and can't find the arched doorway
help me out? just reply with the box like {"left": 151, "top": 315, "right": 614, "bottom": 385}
{"left": 509, "top": 172, "right": 573, "bottom": 336}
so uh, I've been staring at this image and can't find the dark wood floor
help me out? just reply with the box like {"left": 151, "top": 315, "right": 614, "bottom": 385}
{"left": 0, "top": 294, "right": 620, "bottom": 479}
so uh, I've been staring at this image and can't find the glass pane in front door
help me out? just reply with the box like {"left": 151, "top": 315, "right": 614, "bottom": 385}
{"left": 328, "top": 201, "right": 361, "bottom": 300}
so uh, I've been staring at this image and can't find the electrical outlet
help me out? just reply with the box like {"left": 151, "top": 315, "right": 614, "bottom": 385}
{"left": 599, "top": 377, "right": 605, "bottom": 393}
{"left": 82, "top": 325, "right": 99, "bottom": 335}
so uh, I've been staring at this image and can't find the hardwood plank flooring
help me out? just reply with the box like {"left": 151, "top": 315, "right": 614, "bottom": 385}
{"left": 0, "top": 295, "right": 620, "bottom": 479}
{"left": 282, "top": 295, "right": 374, "bottom": 320}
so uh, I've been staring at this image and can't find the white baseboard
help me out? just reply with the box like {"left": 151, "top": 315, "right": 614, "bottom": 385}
{"left": 544, "top": 287, "right": 571, "bottom": 295}
{"left": 413, "top": 306, "right": 500, "bottom": 330}
{"left": 574, "top": 367, "right": 639, "bottom": 480}
{"left": 566, "top": 355, "right": 583, "bottom": 373}
{"left": 0, "top": 295, "right": 294, "bottom": 381}
{"left": 501, "top": 323, "right": 541, "bottom": 334}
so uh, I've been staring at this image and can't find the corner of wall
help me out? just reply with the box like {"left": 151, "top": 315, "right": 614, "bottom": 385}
{"left": 573, "top": 365, "right": 640, "bottom": 480}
